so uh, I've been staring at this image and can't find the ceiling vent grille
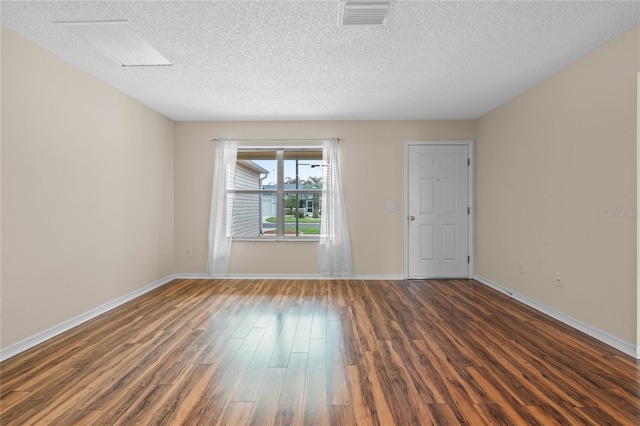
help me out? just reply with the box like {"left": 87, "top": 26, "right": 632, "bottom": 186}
{"left": 339, "top": 1, "right": 395, "bottom": 26}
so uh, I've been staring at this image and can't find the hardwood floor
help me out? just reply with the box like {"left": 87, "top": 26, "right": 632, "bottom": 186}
{"left": 1, "top": 279, "right": 638, "bottom": 425}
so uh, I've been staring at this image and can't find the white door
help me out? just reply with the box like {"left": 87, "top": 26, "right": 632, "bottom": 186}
{"left": 407, "top": 144, "right": 470, "bottom": 278}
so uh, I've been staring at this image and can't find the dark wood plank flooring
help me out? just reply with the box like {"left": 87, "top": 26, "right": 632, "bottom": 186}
{"left": 1, "top": 279, "right": 638, "bottom": 425}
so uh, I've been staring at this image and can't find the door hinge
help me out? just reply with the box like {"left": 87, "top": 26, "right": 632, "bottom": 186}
{"left": 468, "top": 255, "right": 470, "bottom": 264}
{"left": 468, "top": 207, "right": 470, "bottom": 214}
{"left": 468, "top": 158, "right": 470, "bottom": 166}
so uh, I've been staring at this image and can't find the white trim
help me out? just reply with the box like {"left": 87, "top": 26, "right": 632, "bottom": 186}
{"left": 636, "top": 72, "right": 640, "bottom": 361}
{"left": 404, "top": 140, "right": 474, "bottom": 280}
{"left": 474, "top": 275, "right": 639, "bottom": 359}
{"left": 174, "top": 272, "right": 212, "bottom": 279}
{"left": 0, "top": 274, "right": 176, "bottom": 362}
{"left": 352, "top": 274, "right": 405, "bottom": 280}
{"left": 175, "top": 273, "right": 405, "bottom": 281}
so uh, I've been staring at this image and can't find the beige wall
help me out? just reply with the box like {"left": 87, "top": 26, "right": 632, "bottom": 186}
{"left": 174, "top": 120, "right": 475, "bottom": 275}
{"left": 476, "top": 27, "right": 639, "bottom": 345}
{"left": 1, "top": 28, "right": 175, "bottom": 348}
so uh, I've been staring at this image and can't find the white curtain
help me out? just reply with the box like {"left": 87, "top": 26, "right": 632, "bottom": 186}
{"left": 319, "top": 138, "right": 353, "bottom": 277}
{"left": 207, "top": 139, "right": 237, "bottom": 277}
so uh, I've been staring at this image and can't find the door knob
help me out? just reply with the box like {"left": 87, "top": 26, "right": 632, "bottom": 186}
{"left": 409, "top": 215, "right": 415, "bottom": 221}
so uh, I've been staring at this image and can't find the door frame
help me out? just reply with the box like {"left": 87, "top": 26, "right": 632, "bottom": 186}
{"left": 404, "top": 141, "right": 474, "bottom": 279}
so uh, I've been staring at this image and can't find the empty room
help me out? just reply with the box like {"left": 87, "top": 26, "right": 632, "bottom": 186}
{"left": 1, "top": 1, "right": 639, "bottom": 425}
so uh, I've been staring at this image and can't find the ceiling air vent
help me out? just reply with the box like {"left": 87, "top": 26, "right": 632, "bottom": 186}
{"left": 339, "top": 1, "right": 395, "bottom": 26}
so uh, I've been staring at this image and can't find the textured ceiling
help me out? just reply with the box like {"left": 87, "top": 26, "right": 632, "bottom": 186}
{"left": 2, "top": 1, "right": 639, "bottom": 121}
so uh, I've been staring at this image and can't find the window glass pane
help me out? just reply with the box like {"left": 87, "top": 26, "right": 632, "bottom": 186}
{"left": 232, "top": 192, "right": 276, "bottom": 238}
{"left": 259, "top": 192, "right": 278, "bottom": 237}
{"left": 283, "top": 158, "right": 323, "bottom": 189}
{"left": 231, "top": 192, "right": 261, "bottom": 238}
{"left": 232, "top": 148, "right": 322, "bottom": 240}
{"left": 236, "top": 164, "right": 276, "bottom": 191}
{"left": 308, "top": 193, "right": 322, "bottom": 222}
{"left": 284, "top": 192, "right": 321, "bottom": 236}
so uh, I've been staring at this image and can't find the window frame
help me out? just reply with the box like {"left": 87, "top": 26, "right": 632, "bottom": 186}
{"left": 232, "top": 147, "right": 323, "bottom": 241}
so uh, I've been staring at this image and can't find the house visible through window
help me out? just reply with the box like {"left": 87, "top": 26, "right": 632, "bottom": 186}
{"left": 232, "top": 148, "right": 323, "bottom": 240}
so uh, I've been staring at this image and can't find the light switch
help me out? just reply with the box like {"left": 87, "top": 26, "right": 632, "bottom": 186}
{"left": 387, "top": 203, "right": 397, "bottom": 212}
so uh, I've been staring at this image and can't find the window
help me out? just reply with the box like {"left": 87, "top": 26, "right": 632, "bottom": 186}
{"left": 232, "top": 148, "right": 323, "bottom": 240}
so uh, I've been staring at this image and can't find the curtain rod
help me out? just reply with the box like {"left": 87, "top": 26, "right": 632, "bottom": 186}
{"left": 210, "top": 137, "right": 343, "bottom": 142}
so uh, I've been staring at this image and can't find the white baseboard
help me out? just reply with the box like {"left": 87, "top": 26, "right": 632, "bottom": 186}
{"left": 0, "top": 274, "right": 176, "bottom": 362}
{"left": 174, "top": 273, "right": 406, "bottom": 281}
{"left": 353, "top": 274, "right": 406, "bottom": 280}
{"left": 174, "top": 273, "right": 211, "bottom": 279}
{"left": 473, "top": 275, "right": 639, "bottom": 359}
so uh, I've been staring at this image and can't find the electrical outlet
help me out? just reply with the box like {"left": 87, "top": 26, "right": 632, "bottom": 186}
{"left": 555, "top": 272, "right": 562, "bottom": 287}
{"left": 186, "top": 249, "right": 192, "bottom": 258}
{"left": 519, "top": 263, "right": 525, "bottom": 274}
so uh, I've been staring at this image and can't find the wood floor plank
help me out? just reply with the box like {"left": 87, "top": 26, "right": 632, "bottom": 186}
{"left": 49, "top": 409, "right": 104, "bottom": 426}
{"left": 466, "top": 366, "right": 543, "bottom": 425}
{"left": 466, "top": 323, "right": 597, "bottom": 424}
{"left": 428, "top": 403, "right": 467, "bottom": 425}
{"left": 378, "top": 339, "right": 437, "bottom": 424}
{"left": 2, "top": 339, "right": 87, "bottom": 394}
{"left": 326, "top": 319, "right": 351, "bottom": 406}
{"left": 151, "top": 340, "right": 244, "bottom": 425}
{"left": 80, "top": 324, "right": 201, "bottom": 414}
{"left": 274, "top": 352, "right": 308, "bottom": 425}
{"left": 385, "top": 320, "right": 445, "bottom": 404}
{"left": 339, "top": 306, "right": 364, "bottom": 366}
{"left": 6, "top": 331, "right": 173, "bottom": 425}
{"left": 328, "top": 404, "right": 356, "bottom": 425}
{"left": 310, "top": 298, "right": 328, "bottom": 339}
{"left": 182, "top": 327, "right": 267, "bottom": 425}
{"left": 349, "top": 295, "right": 378, "bottom": 354}
{"left": 0, "top": 391, "right": 30, "bottom": 412}
{"left": 217, "top": 401, "right": 254, "bottom": 426}
{"left": 574, "top": 406, "right": 621, "bottom": 425}
{"left": 117, "top": 362, "right": 200, "bottom": 426}
{"left": 363, "top": 350, "right": 403, "bottom": 425}
{"left": 582, "top": 387, "right": 640, "bottom": 425}
{"left": 291, "top": 300, "right": 314, "bottom": 353}
{"left": 346, "top": 364, "right": 377, "bottom": 425}
{"left": 522, "top": 404, "right": 594, "bottom": 426}
{"left": 268, "top": 306, "right": 301, "bottom": 368}
{"left": 1, "top": 278, "right": 638, "bottom": 425}
{"left": 411, "top": 338, "right": 491, "bottom": 425}
{"left": 302, "top": 338, "right": 328, "bottom": 425}
{"left": 248, "top": 368, "right": 287, "bottom": 426}
{"left": 233, "top": 314, "right": 286, "bottom": 402}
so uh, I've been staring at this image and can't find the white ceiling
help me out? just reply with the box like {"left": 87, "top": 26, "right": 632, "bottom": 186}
{"left": 2, "top": 1, "right": 639, "bottom": 121}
